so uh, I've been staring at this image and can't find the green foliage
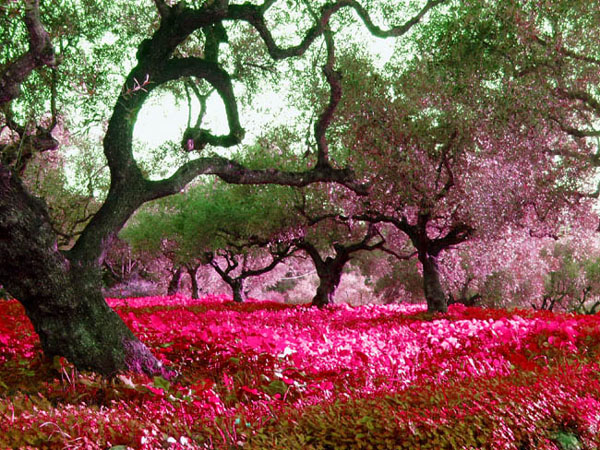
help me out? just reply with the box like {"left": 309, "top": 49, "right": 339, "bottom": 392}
{"left": 479, "top": 270, "right": 516, "bottom": 308}
{"left": 539, "top": 243, "right": 600, "bottom": 313}
{"left": 245, "top": 368, "right": 595, "bottom": 449}
{"left": 121, "top": 179, "right": 301, "bottom": 262}
{"left": 266, "top": 271, "right": 298, "bottom": 294}
{"left": 372, "top": 258, "right": 422, "bottom": 303}
{"left": 21, "top": 150, "right": 104, "bottom": 248}
{"left": 554, "top": 431, "right": 583, "bottom": 450}
{"left": 2, "top": 0, "right": 153, "bottom": 125}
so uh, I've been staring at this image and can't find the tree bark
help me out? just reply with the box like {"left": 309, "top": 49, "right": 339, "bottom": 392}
{"left": 0, "top": 166, "right": 169, "bottom": 377}
{"left": 187, "top": 265, "right": 201, "bottom": 299}
{"left": 0, "top": 0, "right": 56, "bottom": 103}
{"left": 230, "top": 279, "right": 247, "bottom": 303}
{"left": 24, "top": 275, "right": 168, "bottom": 377}
{"left": 312, "top": 261, "right": 344, "bottom": 308}
{"left": 419, "top": 252, "right": 448, "bottom": 313}
{"left": 167, "top": 266, "right": 183, "bottom": 295}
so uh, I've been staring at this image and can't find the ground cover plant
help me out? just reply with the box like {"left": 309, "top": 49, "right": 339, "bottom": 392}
{"left": 1, "top": 295, "right": 600, "bottom": 449}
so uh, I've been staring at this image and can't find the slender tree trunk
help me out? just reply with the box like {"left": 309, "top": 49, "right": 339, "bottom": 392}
{"left": 187, "top": 265, "right": 201, "bottom": 299}
{"left": 0, "top": 166, "right": 169, "bottom": 377}
{"left": 419, "top": 253, "right": 448, "bottom": 313}
{"left": 167, "top": 266, "right": 183, "bottom": 295}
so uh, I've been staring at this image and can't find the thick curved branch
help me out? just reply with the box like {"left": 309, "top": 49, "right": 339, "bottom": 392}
{"left": 295, "top": 222, "right": 379, "bottom": 271}
{"left": 1, "top": 112, "right": 59, "bottom": 173}
{"left": 241, "top": 244, "right": 294, "bottom": 278}
{"left": 159, "top": 58, "right": 244, "bottom": 150}
{"left": 0, "top": 0, "right": 57, "bottom": 104}
{"left": 153, "top": 0, "right": 171, "bottom": 18}
{"left": 533, "top": 35, "right": 600, "bottom": 66}
{"left": 294, "top": 239, "right": 327, "bottom": 268}
{"left": 550, "top": 116, "right": 600, "bottom": 139}
{"left": 560, "top": 90, "right": 600, "bottom": 115}
{"left": 359, "top": 210, "right": 472, "bottom": 259}
{"left": 380, "top": 247, "right": 417, "bottom": 261}
{"left": 230, "top": 0, "right": 445, "bottom": 60}
{"left": 356, "top": 211, "right": 412, "bottom": 235}
{"left": 429, "top": 223, "right": 473, "bottom": 256}
{"left": 205, "top": 252, "right": 233, "bottom": 280}
{"left": 203, "top": 23, "right": 228, "bottom": 63}
{"left": 148, "top": 155, "right": 368, "bottom": 200}
{"left": 314, "top": 29, "right": 340, "bottom": 168}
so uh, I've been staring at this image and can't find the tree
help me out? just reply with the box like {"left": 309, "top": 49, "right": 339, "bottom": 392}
{"left": 295, "top": 219, "right": 386, "bottom": 308}
{"left": 204, "top": 244, "right": 293, "bottom": 303}
{"left": 1, "top": 0, "right": 446, "bottom": 375}
{"left": 328, "top": 1, "right": 598, "bottom": 313}
{"left": 290, "top": 188, "right": 405, "bottom": 307}
{"left": 124, "top": 180, "right": 300, "bottom": 302}
{"left": 536, "top": 240, "right": 600, "bottom": 313}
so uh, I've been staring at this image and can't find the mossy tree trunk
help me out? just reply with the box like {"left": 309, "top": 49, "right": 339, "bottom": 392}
{"left": 0, "top": 167, "right": 168, "bottom": 376}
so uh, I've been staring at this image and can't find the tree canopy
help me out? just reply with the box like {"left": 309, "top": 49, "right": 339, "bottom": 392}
{"left": 0, "top": 0, "right": 458, "bottom": 375}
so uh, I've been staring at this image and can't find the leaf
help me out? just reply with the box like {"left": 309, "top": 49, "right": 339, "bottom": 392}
{"left": 554, "top": 431, "right": 582, "bottom": 450}
{"left": 153, "top": 375, "right": 171, "bottom": 392}
{"left": 263, "top": 379, "right": 288, "bottom": 396}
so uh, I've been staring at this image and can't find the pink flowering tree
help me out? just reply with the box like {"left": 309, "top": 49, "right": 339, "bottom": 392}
{"left": 329, "top": 5, "right": 598, "bottom": 313}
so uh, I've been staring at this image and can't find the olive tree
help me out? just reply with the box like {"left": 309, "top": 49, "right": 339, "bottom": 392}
{"left": 0, "top": 0, "right": 445, "bottom": 376}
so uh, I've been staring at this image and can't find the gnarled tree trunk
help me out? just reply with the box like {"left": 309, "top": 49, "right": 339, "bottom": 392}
{"left": 297, "top": 229, "right": 381, "bottom": 308}
{"left": 312, "top": 262, "right": 344, "bottom": 308}
{"left": 419, "top": 252, "right": 448, "bottom": 313}
{"left": 0, "top": 166, "right": 169, "bottom": 376}
{"left": 167, "top": 266, "right": 183, "bottom": 295}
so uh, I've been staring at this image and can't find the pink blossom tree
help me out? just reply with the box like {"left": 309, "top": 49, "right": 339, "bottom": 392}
{"left": 330, "top": 11, "right": 597, "bottom": 312}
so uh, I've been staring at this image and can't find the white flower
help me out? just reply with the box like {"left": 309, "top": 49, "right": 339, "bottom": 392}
{"left": 278, "top": 346, "right": 296, "bottom": 358}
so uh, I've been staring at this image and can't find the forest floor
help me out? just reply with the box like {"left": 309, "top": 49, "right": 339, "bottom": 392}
{"left": 0, "top": 295, "right": 599, "bottom": 449}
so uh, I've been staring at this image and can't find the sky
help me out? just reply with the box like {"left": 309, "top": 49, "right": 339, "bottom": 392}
{"left": 132, "top": 33, "right": 398, "bottom": 150}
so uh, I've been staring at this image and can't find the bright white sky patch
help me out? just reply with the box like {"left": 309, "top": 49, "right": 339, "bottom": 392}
{"left": 133, "top": 94, "right": 187, "bottom": 147}
{"left": 132, "top": 33, "right": 397, "bottom": 151}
